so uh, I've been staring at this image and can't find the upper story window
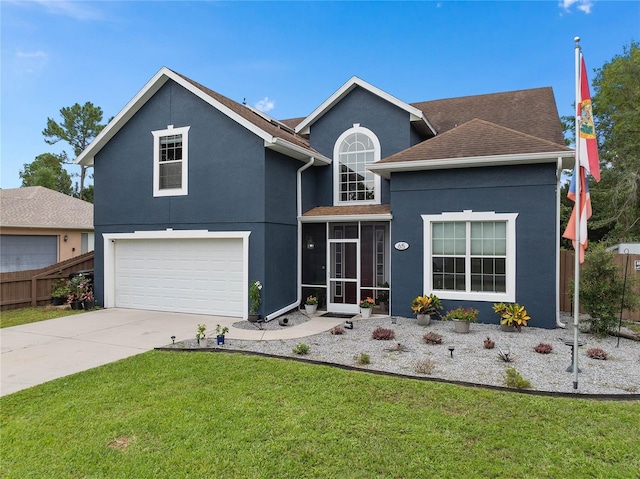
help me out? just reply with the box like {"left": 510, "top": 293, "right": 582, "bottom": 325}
{"left": 152, "top": 125, "right": 190, "bottom": 197}
{"left": 333, "top": 124, "right": 381, "bottom": 205}
{"left": 422, "top": 210, "right": 518, "bottom": 302}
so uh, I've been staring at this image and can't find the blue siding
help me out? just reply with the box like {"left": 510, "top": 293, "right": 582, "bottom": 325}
{"left": 306, "top": 86, "right": 413, "bottom": 208}
{"left": 264, "top": 149, "right": 301, "bottom": 310}
{"left": 390, "top": 164, "right": 558, "bottom": 329}
{"left": 93, "top": 80, "right": 297, "bottom": 316}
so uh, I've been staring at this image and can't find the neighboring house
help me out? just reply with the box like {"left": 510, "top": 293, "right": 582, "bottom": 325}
{"left": 76, "top": 68, "right": 573, "bottom": 328}
{"left": 0, "top": 187, "right": 94, "bottom": 272}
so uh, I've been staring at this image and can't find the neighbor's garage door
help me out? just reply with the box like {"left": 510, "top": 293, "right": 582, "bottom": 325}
{"left": 0, "top": 235, "right": 57, "bottom": 272}
{"left": 114, "top": 238, "right": 244, "bottom": 316}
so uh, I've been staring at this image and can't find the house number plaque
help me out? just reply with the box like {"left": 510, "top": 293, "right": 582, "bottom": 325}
{"left": 394, "top": 242, "right": 409, "bottom": 251}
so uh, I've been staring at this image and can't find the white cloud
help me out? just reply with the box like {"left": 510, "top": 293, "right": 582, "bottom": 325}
{"left": 16, "top": 51, "right": 47, "bottom": 59}
{"left": 561, "top": 0, "right": 594, "bottom": 14}
{"left": 15, "top": 50, "right": 48, "bottom": 74}
{"left": 9, "top": 0, "right": 105, "bottom": 20}
{"left": 254, "top": 97, "right": 275, "bottom": 113}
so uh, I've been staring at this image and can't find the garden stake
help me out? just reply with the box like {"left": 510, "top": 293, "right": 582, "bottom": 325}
{"left": 616, "top": 249, "right": 630, "bottom": 348}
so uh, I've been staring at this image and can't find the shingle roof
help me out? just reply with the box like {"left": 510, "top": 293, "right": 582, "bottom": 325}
{"left": 303, "top": 204, "right": 391, "bottom": 217}
{"left": 0, "top": 187, "right": 93, "bottom": 229}
{"left": 378, "top": 118, "right": 571, "bottom": 164}
{"left": 175, "top": 72, "right": 316, "bottom": 151}
{"left": 411, "top": 87, "right": 565, "bottom": 145}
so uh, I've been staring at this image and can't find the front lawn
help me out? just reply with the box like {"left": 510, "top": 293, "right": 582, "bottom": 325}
{"left": 1, "top": 351, "right": 638, "bottom": 478}
{"left": 0, "top": 306, "right": 86, "bottom": 328}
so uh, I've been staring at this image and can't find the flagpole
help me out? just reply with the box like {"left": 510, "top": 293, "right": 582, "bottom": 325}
{"left": 573, "top": 36, "right": 582, "bottom": 390}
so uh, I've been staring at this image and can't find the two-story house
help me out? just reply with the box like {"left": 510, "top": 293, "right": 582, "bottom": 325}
{"left": 77, "top": 68, "right": 572, "bottom": 328}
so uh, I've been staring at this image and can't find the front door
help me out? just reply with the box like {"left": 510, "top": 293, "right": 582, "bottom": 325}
{"left": 328, "top": 233, "right": 360, "bottom": 313}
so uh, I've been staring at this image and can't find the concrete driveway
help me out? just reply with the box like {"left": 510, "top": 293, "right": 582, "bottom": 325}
{"left": 0, "top": 308, "right": 239, "bottom": 397}
{"left": 1, "top": 308, "right": 345, "bottom": 397}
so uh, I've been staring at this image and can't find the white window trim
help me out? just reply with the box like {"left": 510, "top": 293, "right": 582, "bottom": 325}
{"left": 333, "top": 124, "right": 381, "bottom": 206}
{"left": 422, "top": 210, "right": 518, "bottom": 302}
{"left": 152, "top": 125, "right": 190, "bottom": 197}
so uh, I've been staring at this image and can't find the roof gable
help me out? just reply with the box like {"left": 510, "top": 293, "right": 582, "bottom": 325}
{"left": 412, "top": 87, "right": 565, "bottom": 145}
{"left": 369, "top": 118, "right": 573, "bottom": 178}
{"left": 76, "top": 67, "right": 329, "bottom": 167}
{"left": 0, "top": 187, "right": 93, "bottom": 230}
{"left": 295, "top": 76, "right": 435, "bottom": 137}
{"left": 379, "top": 118, "right": 571, "bottom": 163}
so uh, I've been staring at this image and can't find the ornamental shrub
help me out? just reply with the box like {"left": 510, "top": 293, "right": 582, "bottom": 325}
{"left": 573, "top": 244, "right": 639, "bottom": 335}
{"left": 371, "top": 327, "right": 395, "bottom": 340}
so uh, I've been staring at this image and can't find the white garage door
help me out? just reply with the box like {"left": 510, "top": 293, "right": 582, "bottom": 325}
{"left": 114, "top": 238, "right": 244, "bottom": 316}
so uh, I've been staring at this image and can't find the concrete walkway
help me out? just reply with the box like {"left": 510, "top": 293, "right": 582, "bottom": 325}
{"left": 0, "top": 308, "right": 345, "bottom": 397}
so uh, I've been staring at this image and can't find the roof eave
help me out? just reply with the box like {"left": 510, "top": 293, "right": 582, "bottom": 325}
{"left": 267, "top": 138, "right": 332, "bottom": 165}
{"left": 295, "top": 76, "right": 430, "bottom": 135}
{"left": 76, "top": 68, "right": 173, "bottom": 166}
{"left": 0, "top": 223, "right": 94, "bottom": 230}
{"left": 76, "top": 67, "right": 279, "bottom": 166}
{"left": 300, "top": 213, "right": 393, "bottom": 223}
{"left": 368, "top": 151, "right": 575, "bottom": 179}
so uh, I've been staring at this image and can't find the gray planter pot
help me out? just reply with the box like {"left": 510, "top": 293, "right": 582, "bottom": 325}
{"left": 416, "top": 314, "right": 431, "bottom": 326}
{"left": 453, "top": 320, "right": 470, "bottom": 334}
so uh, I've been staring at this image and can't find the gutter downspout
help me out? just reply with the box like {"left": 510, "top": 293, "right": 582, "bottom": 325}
{"left": 556, "top": 156, "right": 566, "bottom": 328}
{"left": 265, "top": 157, "right": 315, "bottom": 321}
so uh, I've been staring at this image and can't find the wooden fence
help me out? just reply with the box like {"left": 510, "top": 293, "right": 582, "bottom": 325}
{"left": 559, "top": 249, "right": 640, "bottom": 321}
{"left": 0, "top": 252, "right": 94, "bottom": 312}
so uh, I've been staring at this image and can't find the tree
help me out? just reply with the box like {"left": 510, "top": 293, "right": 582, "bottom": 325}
{"left": 42, "top": 102, "right": 106, "bottom": 201}
{"left": 19, "top": 153, "right": 72, "bottom": 195}
{"left": 590, "top": 42, "right": 640, "bottom": 241}
{"left": 578, "top": 243, "right": 639, "bottom": 335}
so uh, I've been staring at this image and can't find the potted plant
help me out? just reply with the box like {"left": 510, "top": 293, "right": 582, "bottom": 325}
{"left": 51, "top": 279, "right": 71, "bottom": 306}
{"left": 81, "top": 289, "right": 95, "bottom": 310}
{"left": 215, "top": 324, "right": 229, "bottom": 345}
{"left": 493, "top": 302, "right": 530, "bottom": 332}
{"left": 442, "top": 306, "right": 479, "bottom": 333}
{"left": 304, "top": 295, "right": 318, "bottom": 315}
{"left": 196, "top": 324, "right": 206, "bottom": 346}
{"left": 78, "top": 279, "right": 95, "bottom": 310}
{"left": 67, "top": 275, "right": 86, "bottom": 310}
{"left": 359, "top": 296, "right": 375, "bottom": 318}
{"left": 411, "top": 294, "right": 442, "bottom": 326}
{"left": 248, "top": 280, "right": 262, "bottom": 322}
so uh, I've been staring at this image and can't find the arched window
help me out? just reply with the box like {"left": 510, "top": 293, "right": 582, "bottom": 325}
{"left": 333, "top": 124, "right": 381, "bottom": 205}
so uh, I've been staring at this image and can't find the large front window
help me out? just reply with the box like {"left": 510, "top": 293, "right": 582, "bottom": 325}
{"left": 423, "top": 211, "right": 517, "bottom": 302}
{"left": 152, "top": 125, "right": 190, "bottom": 197}
{"left": 333, "top": 124, "right": 380, "bottom": 205}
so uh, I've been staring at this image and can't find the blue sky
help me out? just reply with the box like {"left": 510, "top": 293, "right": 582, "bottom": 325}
{"left": 1, "top": 0, "right": 638, "bottom": 189}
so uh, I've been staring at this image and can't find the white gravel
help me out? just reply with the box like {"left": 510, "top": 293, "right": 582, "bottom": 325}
{"left": 220, "top": 312, "right": 640, "bottom": 396}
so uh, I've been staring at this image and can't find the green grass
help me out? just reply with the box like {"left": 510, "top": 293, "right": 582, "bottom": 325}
{"left": 0, "top": 306, "right": 85, "bottom": 328}
{"left": 1, "top": 352, "right": 638, "bottom": 478}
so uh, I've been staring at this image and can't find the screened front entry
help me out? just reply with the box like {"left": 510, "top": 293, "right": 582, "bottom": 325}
{"left": 301, "top": 222, "right": 390, "bottom": 314}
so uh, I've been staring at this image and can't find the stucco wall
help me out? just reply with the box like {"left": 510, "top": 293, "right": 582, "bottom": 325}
{"left": 92, "top": 80, "right": 300, "bottom": 316}
{"left": 305, "top": 86, "right": 414, "bottom": 209}
{"left": 0, "top": 227, "right": 93, "bottom": 264}
{"left": 390, "top": 163, "right": 559, "bottom": 329}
